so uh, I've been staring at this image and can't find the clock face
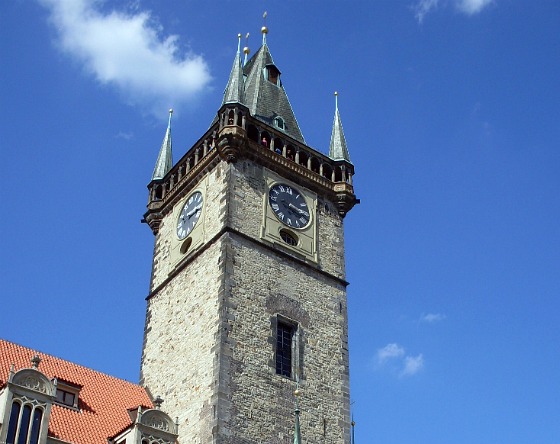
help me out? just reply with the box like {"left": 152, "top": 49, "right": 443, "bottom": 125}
{"left": 177, "top": 191, "right": 203, "bottom": 240}
{"left": 268, "top": 183, "right": 310, "bottom": 229}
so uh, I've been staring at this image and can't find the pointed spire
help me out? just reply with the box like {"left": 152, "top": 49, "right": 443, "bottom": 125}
{"left": 222, "top": 34, "right": 244, "bottom": 104}
{"left": 151, "top": 109, "right": 173, "bottom": 181}
{"left": 293, "top": 383, "right": 302, "bottom": 444}
{"left": 329, "top": 92, "right": 352, "bottom": 163}
{"left": 242, "top": 31, "right": 305, "bottom": 142}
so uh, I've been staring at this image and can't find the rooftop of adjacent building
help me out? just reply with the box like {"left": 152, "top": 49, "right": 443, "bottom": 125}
{"left": 0, "top": 339, "right": 153, "bottom": 444}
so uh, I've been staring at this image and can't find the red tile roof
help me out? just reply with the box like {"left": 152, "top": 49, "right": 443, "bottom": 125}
{"left": 0, "top": 339, "right": 153, "bottom": 444}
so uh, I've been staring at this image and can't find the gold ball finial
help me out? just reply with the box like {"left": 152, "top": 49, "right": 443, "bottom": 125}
{"left": 243, "top": 47, "right": 250, "bottom": 55}
{"left": 169, "top": 108, "right": 173, "bottom": 114}
{"left": 294, "top": 388, "right": 301, "bottom": 397}
{"left": 238, "top": 33, "right": 242, "bottom": 38}
{"left": 334, "top": 91, "right": 338, "bottom": 96}
{"left": 261, "top": 26, "right": 268, "bottom": 34}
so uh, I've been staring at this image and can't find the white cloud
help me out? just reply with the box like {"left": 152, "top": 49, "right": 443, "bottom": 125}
{"left": 376, "top": 343, "right": 405, "bottom": 364}
{"left": 414, "top": 0, "right": 494, "bottom": 23}
{"left": 401, "top": 354, "right": 424, "bottom": 377}
{"left": 39, "top": 0, "right": 211, "bottom": 117}
{"left": 456, "top": 0, "right": 493, "bottom": 15}
{"left": 415, "top": 0, "right": 440, "bottom": 24}
{"left": 420, "top": 312, "right": 447, "bottom": 323}
{"left": 375, "top": 343, "right": 424, "bottom": 377}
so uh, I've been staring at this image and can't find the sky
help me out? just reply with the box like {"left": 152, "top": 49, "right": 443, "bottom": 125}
{"left": 1, "top": 0, "right": 559, "bottom": 442}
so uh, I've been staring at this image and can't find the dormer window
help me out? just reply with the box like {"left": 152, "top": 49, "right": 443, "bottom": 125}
{"left": 274, "top": 117, "right": 285, "bottom": 130}
{"left": 54, "top": 381, "right": 81, "bottom": 410}
{"left": 56, "top": 389, "right": 75, "bottom": 407}
{"left": 265, "top": 65, "right": 281, "bottom": 86}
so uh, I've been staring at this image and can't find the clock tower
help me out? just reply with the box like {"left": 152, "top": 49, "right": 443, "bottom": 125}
{"left": 140, "top": 28, "right": 357, "bottom": 444}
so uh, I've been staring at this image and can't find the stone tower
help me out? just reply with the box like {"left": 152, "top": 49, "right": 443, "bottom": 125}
{"left": 140, "top": 28, "right": 357, "bottom": 444}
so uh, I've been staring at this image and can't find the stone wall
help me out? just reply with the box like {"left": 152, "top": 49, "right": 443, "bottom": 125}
{"left": 141, "top": 158, "right": 351, "bottom": 443}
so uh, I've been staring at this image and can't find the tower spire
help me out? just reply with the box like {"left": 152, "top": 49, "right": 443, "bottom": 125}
{"left": 151, "top": 109, "right": 173, "bottom": 181}
{"left": 293, "top": 384, "right": 302, "bottom": 444}
{"left": 243, "top": 33, "right": 250, "bottom": 65}
{"left": 222, "top": 34, "right": 244, "bottom": 104}
{"left": 261, "top": 11, "right": 268, "bottom": 45}
{"left": 329, "top": 91, "right": 352, "bottom": 163}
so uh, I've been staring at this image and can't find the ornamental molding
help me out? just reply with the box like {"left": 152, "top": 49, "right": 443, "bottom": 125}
{"left": 11, "top": 368, "right": 55, "bottom": 396}
{"left": 140, "top": 410, "right": 177, "bottom": 435}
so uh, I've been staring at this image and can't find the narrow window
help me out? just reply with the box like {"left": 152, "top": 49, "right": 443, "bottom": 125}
{"left": 6, "top": 401, "right": 21, "bottom": 444}
{"left": 276, "top": 322, "right": 294, "bottom": 377}
{"left": 17, "top": 405, "right": 32, "bottom": 444}
{"left": 267, "top": 67, "right": 279, "bottom": 85}
{"left": 28, "top": 409, "right": 43, "bottom": 444}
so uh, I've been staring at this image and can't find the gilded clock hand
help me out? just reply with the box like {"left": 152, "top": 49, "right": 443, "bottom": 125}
{"left": 288, "top": 203, "right": 309, "bottom": 217}
{"left": 186, "top": 205, "right": 202, "bottom": 219}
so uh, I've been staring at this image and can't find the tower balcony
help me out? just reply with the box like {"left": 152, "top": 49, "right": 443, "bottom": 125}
{"left": 144, "top": 104, "right": 358, "bottom": 233}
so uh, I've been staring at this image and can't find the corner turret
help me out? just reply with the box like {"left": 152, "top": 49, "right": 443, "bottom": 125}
{"left": 222, "top": 34, "right": 244, "bottom": 105}
{"left": 329, "top": 92, "right": 352, "bottom": 163}
{"left": 151, "top": 109, "right": 174, "bottom": 180}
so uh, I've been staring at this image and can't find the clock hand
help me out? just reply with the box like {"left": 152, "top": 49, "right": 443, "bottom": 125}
{"left": 186, "top": 205, "right": 202, "bottom": 219}
{"left": 288, "top": 203, "right": 309, "bottom": 217}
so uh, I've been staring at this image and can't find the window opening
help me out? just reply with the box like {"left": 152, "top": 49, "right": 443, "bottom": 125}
{"left": 267, "top": 66, "right": 279, "bottom": 85}
{"left": 17, "top": 404, "right": 32, "bottom": 444}
{"left": 274, "top": 117, "right": 285, "bottom": 130}
{"left": 280, "top": 229, "right": 298, "bottom": 246}
{"left": 276, "top": 322, "right": 294, "bottom": 377}
{"left": 56, "top": 389, "right": 75, "bottom": 407}
{"left": 6, "top": 401, "right": 21, "bottom": 444}
{"left": 29, "top": 409, "right": 43, "bottom": 444}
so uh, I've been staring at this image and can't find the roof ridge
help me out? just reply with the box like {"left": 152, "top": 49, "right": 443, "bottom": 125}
{"left": 0, "top": 338, "right": 141, "bottom": 387}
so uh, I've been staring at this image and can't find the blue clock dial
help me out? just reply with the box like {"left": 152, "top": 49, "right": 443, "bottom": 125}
{"left": 177, "top": 191, "right": 203, "bottom": 240}
{"left": 268, "top": 183, "right": 310, "bottom": 229}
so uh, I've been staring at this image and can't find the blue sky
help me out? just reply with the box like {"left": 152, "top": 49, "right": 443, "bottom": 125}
{"left": 1, "top": 1, "right": 559, "bottom": 442}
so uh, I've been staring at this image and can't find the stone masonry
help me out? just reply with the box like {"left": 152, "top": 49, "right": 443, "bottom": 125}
{"left": 141, "top": 156, "right": 351, "bottom": 443}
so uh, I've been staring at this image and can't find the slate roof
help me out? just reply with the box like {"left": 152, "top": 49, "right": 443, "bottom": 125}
{"left": 242, "top": 44, "right": 305, "bottom": 143}
{"left": 0, "top": 339, "right": 152, "bottom": 444}
{"left": 329, "top": 97, "right": 352, "bottom": 163}
{"left": 222, "top": 39, "right": 244, "bottom": 105}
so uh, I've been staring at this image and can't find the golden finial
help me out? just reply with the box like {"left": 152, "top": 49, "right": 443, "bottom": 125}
{"left": 169, "top": 108, "right": 173, "bottom": 114}
{"left": 294, "top": 388, "right": 301, "bottom": 397}
{"left": 243, "top": 32, "right": 250, "bottom": 64}
{"left": 243, "top": 33, "right": 250, "bottom": 54}
{"left": 237, "top": 33, "right": 242, "bottom": 53}
{"left": 334, "top": 91, "right": 339, "bottom": 109}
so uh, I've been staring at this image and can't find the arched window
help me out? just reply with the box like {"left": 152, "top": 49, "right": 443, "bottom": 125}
{"left": 274, "top": 117, "right": 285, "bottom": 130}
{"left": 322, "top": 164, "right": 333, "bottom": 181}
{"left": 273, "top": 138, "right": 284, "bottom": 155}
{"left": 298, "top": 151, "right": 309, "bottom": 168}
{"left": 6, "top": 401, "right": 21, "bottom": 444}
{"left": 310, "top": 157, "right": 320, "bottom": 174}
{"left": 247, "top": 125, "right": 259, "bottom": 143}
{"left": 6, "top": 401, "right": 43, "bottom": 444}
{"left": 334, "top": 166, "right": 343, "bottom": 182}
{"left": 261, "top": 131, "right": 271, "bottom": 148}
{"left": 280, "top": 229, "right": 298, "bottom": 246}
